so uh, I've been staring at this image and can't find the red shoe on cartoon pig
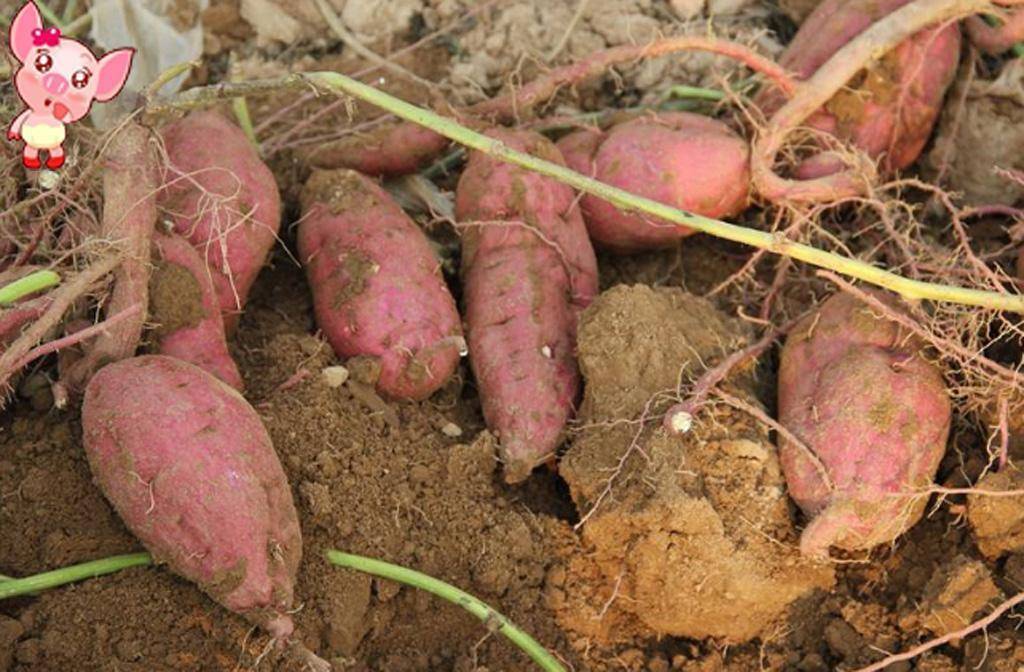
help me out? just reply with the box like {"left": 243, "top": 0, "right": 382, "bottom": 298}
{"left": 5, "top": 1, "right": 133, "bottom": 170}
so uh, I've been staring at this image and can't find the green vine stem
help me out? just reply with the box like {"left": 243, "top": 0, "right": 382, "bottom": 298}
{"left": 663, "top": 84, "right": 727, "bottom": 101}
{"left": 151, "top": 71, "right": 1024, "bottom": 313}
{"left": 326, "top": 550, "right": 566, "bottom": 672}
{"left": 304, "top": 71, "right": 1024, "bottom": 313}
{"left": 0, "top": 270, "right": 60, "bottom": 305}
{"left": 0, "top": 553, "right": 152, "bottom": 600}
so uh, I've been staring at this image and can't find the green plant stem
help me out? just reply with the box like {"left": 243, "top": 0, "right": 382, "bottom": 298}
{"left": 152, "top": 72, "right": 1024, "bottom": 312}
{"left": 0, "top": 270, "right": 60, "bottom": 305}
{"left": 62, "top": 0, "right": 78, "bottom": 25}
{"left": 226, "top": 54, "right": 260, "bottom": 150}
{"left": 300, "top": 71, "right": 1024, "bottom": 313}
{"left": 664, "top": 84, "right": 725, "bottom": 101}
{"left": 0, "top": 554, "right": 152, "bottom": 600}
{"left": 34, "top": 0, "right": 65, "bottom": 30}
{"left": 326, "top": 550, "right": 566, "bottom": 672}
{"left": 232, "top": 97, "right": 258, "bottom": 147}
{"left": 145, "top": 60, "right": 200, "bottom": 101}
{"left": 981, "top": 13, "right": 1024, "bottom": 57}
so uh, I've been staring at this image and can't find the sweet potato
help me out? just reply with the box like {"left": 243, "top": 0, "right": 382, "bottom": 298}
{"left": 777, "top": 291, "right": 951, "bottom": 557}
{"left": 82, "top": 355, "right": 302, "bottom": 640}
{"left": 461, "top": 224, "right": 581, "bottom": 484}
{"left": 306, "top": 121, "right": 450, "bottom": 176}
{"left": 65, "top": 122, "right": 157, "bottom": 389}
{"left": 298, "top": 168, "right": 463, "bottom": 400}
{"left": 159, "top": 111, "right": 281, "bottom": 334}
{"left": 761, "top": 0, "right": 961, "bottom": 173}
{"left": 455, "top": 129, "right": 599, "bottom": 482}
{"left": 455, "top": 128, "right": 599, "bottom": 309}
{"left": 557, "top": 113, "right": 750, "bottom": 253}
{"left": 149, "top": 232, "right": 243, "bottom": 390}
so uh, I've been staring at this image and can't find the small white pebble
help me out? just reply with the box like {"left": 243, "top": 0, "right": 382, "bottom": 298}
{"left": 37, "top": 169, "right": 61, "bottom": 190}
{"left": 52, "top": 382, "right": 68, "bottom": 410}
{"left": 540, "top": 345, "right": 552, "bottom": 359}
{"left": 321, "top": 366, "right": 349, "bottom": 388}
{"left": 667, "top": 409, "right": 693, "bottom": 435}
{"left": 441, "top": 422, "right": 463, "bottom": 438}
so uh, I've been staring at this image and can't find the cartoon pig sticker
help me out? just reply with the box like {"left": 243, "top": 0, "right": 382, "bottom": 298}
{"left": 6, "top": 1, "right": 134, "bottom": 170}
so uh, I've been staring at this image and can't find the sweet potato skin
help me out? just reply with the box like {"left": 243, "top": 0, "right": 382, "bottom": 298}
{"left": 765, "top": 0, "right": 961, "bottom": 172}
{"left": 455, "top": 129, "right": 598, "bottom": 482}
{"left": 462, "top": 225, "right": 579, "bottom": 483}
{"left": 150, "top": 233, "right": 243, "bottom": 390}
{"left": 298, "top": 169, "right": 463, "bottom": 400}
{"left": 82, "top": 355, "right": 301, "bottom": 638}
{"left": 159, "top": 111, "right": 281, "bottom": 334}
{"left": 455, "top": 128, "right": 599, "bottom": 310}
{"left": 557, "top": 113, "right": 750, "bottom": 253}
{"left": 778, "top": 291, "right": 951, "bottom": 556}
{"left": 306, "top": 121, "right": 449, "bottom": 176}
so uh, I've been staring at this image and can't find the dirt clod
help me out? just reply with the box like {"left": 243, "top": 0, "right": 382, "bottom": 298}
{"left": 148, "top": 261, "right": 206, "bottom": 339}
{"left": 914, "top": 555, "right": 1002, "bottom": 637}
{"left": 554, "top": 285, "right": 834, "bottom": 646}
{"left": 968, "top": 467, "right": 1024, "bottom": 559}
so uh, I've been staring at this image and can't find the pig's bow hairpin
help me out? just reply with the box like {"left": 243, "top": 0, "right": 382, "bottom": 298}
{"left": 31, "top": 27, "right": 61, "bottom": 47}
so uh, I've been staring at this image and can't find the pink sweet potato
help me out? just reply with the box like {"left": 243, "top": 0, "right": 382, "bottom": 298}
{"left": 149, "top": 232, "right": 243, "bottom": 390}
{"left": 557, "top": 113, "right": 750, "bottom": 253}
{"left": 306, "top": 121, "right": 450, "bottom": 176}
{"left": 455, "top": 129, "right": 599, "bottom": 482}
{"left": 461, "top": 223, "right": 580, "bottom": 484}
{"left": 778, "top": 291, "right": 951, "bottom": 557}
{"left": 159, "top": 111, "right": 281, "bottom": 334}
{"left": 298, "top": 168, "right": 463, "bottom": 400}
{"left": 82, "top": 355, "right": 302, "bottom": 640}
{"left": 760, "top": 0, "right": 961, "bottom": 173}
{"left": 455, "top": 128, "right": 599, "bottom": 309}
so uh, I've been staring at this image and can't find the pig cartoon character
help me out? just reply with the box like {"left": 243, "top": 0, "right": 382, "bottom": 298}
{"left": 6, "top": 1, "right": 134, "bottom": 170}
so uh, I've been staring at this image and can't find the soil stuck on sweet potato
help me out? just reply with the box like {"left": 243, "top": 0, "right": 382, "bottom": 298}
{"left": 148, "top": 261, "right": 207, "bottom": 340}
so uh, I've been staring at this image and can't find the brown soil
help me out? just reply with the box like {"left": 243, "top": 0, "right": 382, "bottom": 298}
{"left": 149, "top": 261, "right": 207, "bottom": 339}
{"left": 555, "top": 286, "right": 834, "bottom": 647}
